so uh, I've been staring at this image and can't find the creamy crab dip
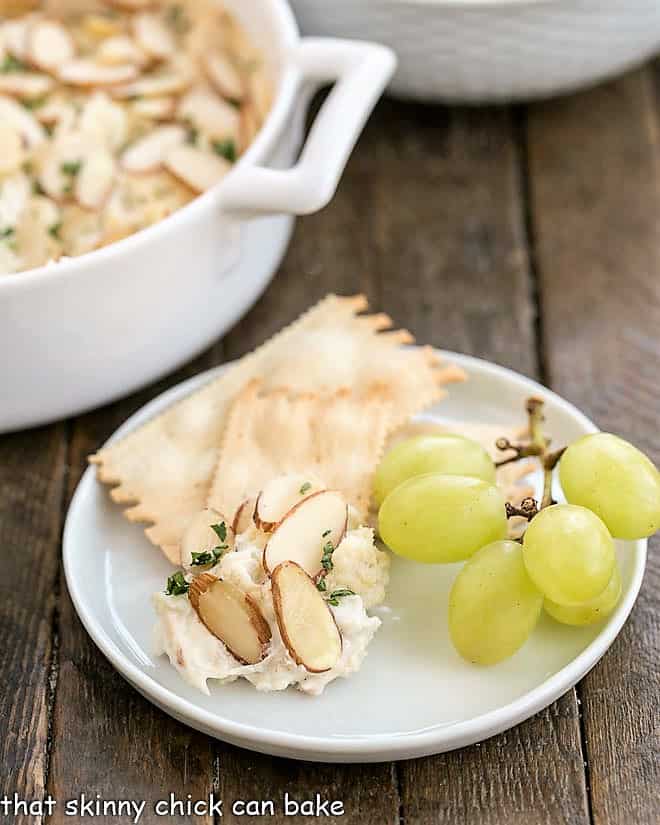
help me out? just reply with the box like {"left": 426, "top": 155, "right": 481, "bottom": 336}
{"left": 153, "top": 503, "right": 389, "bottom": 696}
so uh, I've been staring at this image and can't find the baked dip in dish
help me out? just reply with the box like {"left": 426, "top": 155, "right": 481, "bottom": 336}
{"left": 0, "top": 2, "right": 394, "bottom": 431}
{"left": 0, "top": 0, "right": 270, "bottom": 274}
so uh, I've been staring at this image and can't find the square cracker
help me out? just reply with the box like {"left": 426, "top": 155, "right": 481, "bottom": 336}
{"left": 207, "top": 381, "right": 393, "bottom": 519}
{"left": 90, "top": 294, "right": 464, "bottom": 563}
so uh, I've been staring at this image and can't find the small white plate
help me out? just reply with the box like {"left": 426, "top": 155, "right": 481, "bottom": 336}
{"left": 63, "top": 352, "right": 646, "bottom": 763}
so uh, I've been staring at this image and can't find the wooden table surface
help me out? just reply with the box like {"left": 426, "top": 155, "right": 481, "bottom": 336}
{"left": 2, "top": 63, "right": 659, "bottom": 825}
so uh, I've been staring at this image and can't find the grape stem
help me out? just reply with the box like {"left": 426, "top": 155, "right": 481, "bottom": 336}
{"left": 498, "top": 397, "right": 567, "bottom": 522}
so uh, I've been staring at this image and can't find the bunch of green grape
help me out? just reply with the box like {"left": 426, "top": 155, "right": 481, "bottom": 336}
{"left": 376, "top": 430, "right": 660, "bottom": 666}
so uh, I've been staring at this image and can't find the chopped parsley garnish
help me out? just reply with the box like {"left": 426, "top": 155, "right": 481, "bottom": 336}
{"left": 48, "top": 222, "right": 62, "bottom": 240}
{"left": 61, "top": 160, "right": 82, "bottom": 194}
{"left": 183, "top": 118, "right": 198, "bottom": 145}
{"left": 212, "top": 138, "right": 237, "bottom": 163}
{"left": 321, "top": 540, "right": 335, "bottom": 573}
{"left": 0, "top": 227, "right": 15, "bottom": 240}
{"left": 190, "top": 546, "right": 226, "bottom": 567}
{"left": 211, "top": 522, "right": 227, "bottom": 542}
{"left": 22, "top": 97, "right": 46, "bottom": 110}
{"left": 299, "top": 481, "right": 312, "bottom": 495}
{"left": 165, "top": 571, "right": 189, "bottom": 596}
{"left": 321, "top": 528, "right": 332, "bottom": 537}
{"left": 166, "top": 4, "right": 190, "bottom": 34}
{"left": 1, "top": 55, "right": 26, "bottom": 73}
{"left": 61, "top": 160, "right": 82, "bottom": 177}
{"left": 327, "top": 588, "right": 355, "bottom": 606}
{"left": 316, "top": 577, "right": 327, "bottom": 592}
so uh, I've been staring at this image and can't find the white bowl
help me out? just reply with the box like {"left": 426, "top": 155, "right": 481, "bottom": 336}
{"left": 289, "top": 0, "right": 660, "bottom": 102}
{"left": 64, "top": 352, "right": 646, "bottom": 762}
{"left": 0, "top": 1, "right": 395, "bottom": 433}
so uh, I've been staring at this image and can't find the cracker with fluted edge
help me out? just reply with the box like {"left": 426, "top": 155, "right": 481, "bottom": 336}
{"left": 90, "top": 293, "right": 465, "bottom": 564}
{"left": 208, "top": 381, "right": 393, "bottom": 519}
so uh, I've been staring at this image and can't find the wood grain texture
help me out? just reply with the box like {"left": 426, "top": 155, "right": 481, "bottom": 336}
{"left": 216, "top": 752, "right": 399, "bottom": 825}
{"left": 527, "top": 66, "right": 660, "bottom": 825}
{"left": 0, "top": 425, "right": 66, "bottom": 825}
{"left": 47, "top": 355, "right": 223, "bottom": 825}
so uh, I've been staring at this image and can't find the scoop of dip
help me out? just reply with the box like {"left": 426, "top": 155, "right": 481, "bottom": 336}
{"left": 153, "top": 482, "right": 389, "bottom": 696}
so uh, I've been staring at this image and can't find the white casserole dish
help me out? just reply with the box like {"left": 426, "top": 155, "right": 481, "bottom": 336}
{"left": 0, "top": 0, "right": 395, "bottom": 432}
{"left": 289, "top": 0, "right": 660, "bottom": 102}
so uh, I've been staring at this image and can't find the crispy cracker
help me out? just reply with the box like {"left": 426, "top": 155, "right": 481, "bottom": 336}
{"left": 208, "top": 381, "right": 392, "bottom": 518}
{"left": 91, "top": 294, "right": 464, "bottom": 562}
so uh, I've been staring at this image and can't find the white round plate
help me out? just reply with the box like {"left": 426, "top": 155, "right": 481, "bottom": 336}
{"left": 64, "top": 352, "right": 646, "bottom": 763}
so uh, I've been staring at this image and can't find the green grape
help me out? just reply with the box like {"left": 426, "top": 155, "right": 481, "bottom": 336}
{"left": 373, "top": 434, "right": 496, "bottom": 506}
{"left": 449, "top": 540, "right": 543, "bottom": 665}
{"left": 544, "top": 564, "right": 622, "bottom": 626}
{"left": 559, "top": 432, "right": 660, "bottom": 540}
{"left": 522, "top": 504, "right": 615, "bottom": 606}
{"left": 378, "top": 473, "right": 507, "bottom": 563}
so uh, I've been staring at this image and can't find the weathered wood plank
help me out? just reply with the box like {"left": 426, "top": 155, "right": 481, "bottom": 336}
{"left": 527, "top": 65, "right": 660, "bottom": 825}
{"left": 47, "top": 355, "right": 223, "bottom": 825}
{"left": 0, "top": 424, "right": 66, "bottom": 825}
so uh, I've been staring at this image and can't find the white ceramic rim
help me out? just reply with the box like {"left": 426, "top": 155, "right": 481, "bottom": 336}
{"left": 63, "top": 351, "right": 647, "bottom": 761}
{"left": 394, "top": 0, "right": 556, "bottom": 7}
{"left": 0, "top": 0, "right": 300, "bottom": 292}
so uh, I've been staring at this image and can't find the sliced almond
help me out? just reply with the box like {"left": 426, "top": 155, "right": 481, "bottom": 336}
{"left": 0, "top": 124, "right": 24, "bottom": 175}
{"left": 2, "top": 18, "right": 32, "bottom": 61}
{"left": 14, "top": 193, "right": 62, "bottom": 269}
{"left": 79, "top": 92, "right": 128, "bottom": 151}
{"left": 263, "top": 490, "right": 348, "bottom": 577}
{"left": 121, "top": 124, "right": 186, "bottom": 173}
{"left": 57, "top": 202, "right": 104, "bottom": 256}
{"left": 58, "top": 59, "right": 139, "bottom": 88}
{"left": 131, "top": 95, "right": 175, "bottom": 120}
{"left": 203, "top": 52, "right": 244, "bottom": 101}
{"left": 163, "top": 145, "right": 230, "bottom": 193}
{"left": 97, "top": 35, "right": 149, "bottom": 68}
{"left": 232, "top": 497, "right": 257, "bottom": 536}
{"left": 0, "top": 72, "right": 53, "bottom": 100}
{"left": 81, "top": 13, "right": 124, "bottom": 40}
{"left": 189, "top": 574, "right": 271, "bottom": 665}
{"left": 132, "top": 13, "right": 175, "bottom": 61}
{"left": 27, "top": 20, "right": 75, "bottom": 72}
{"left": 181, "top": 508, "right": 235, "bottom": 572}
{"left": 271, "top": 561, "right": 342, "bottom": 673}
{"left": 0, "top": 95, "right": 45, "bottom": 147}
{"left": 35, "top": 97, "right": 72, "bottom": 127}
{"left": 239, "top": 100, "right": 260, "bottom": 153}
{"left": 254, "top": 475, "right": 323, "bottom": 532}
{"left": 248, "top": 70, "right": 271, "bottom": 122}
{"left": 111, "top": 70, "right": 189, "bottom": 100}
{"left": 37, "top": 133, "right": 90, "bottom": 202}
{"left": 75, "top": 149, "right": 116, "bottom": 210}
{"left": 0, "top": 172, "right": 31, "bottom": 227}
{"left": 177, "top": 86, "right": 240, "bottom": 141}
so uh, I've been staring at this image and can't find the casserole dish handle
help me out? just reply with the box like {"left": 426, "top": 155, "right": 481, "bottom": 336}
{"left": 218, "top": 38, "right": 396, "bottom": 217}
